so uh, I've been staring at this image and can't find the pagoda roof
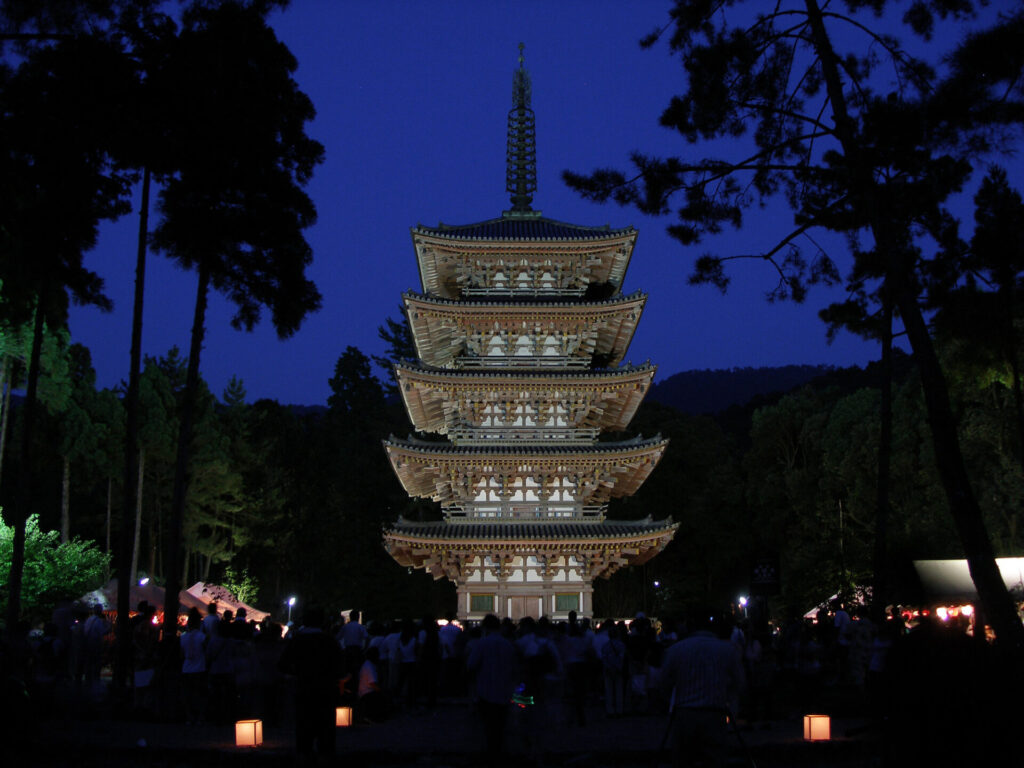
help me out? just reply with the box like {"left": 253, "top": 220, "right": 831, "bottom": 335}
{"left": 385, "top": 433, "right": 664, "bottom": 456}
{"left": 384, "top": 516, "right": 677, "bottom": 541}
{"left": 403, "top": 291, "right": 647, "bottom": 369}
{"left": 394, "top": 361, "right": 655, "bottom": 435}
{"left": 413, "top": 215, "right": 635, "bottom": 242}
{"left": 403, "top": 289, "right": 647, "bottom": 309}
{"left": 395, "top": 360, "right": 654, "bottom": 382}
{"left": 413, "top": 220, "right": 636, "bottom": 300}
{"left": 383, "top": 516, "right": 679, "bottom": 580}
{"left": 383, "top": 434, "right": 668, "bottom": 505}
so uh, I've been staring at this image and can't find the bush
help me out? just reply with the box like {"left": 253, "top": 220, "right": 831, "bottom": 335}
{"left": 0, "top": 512, "right": 109, "bottom": 624}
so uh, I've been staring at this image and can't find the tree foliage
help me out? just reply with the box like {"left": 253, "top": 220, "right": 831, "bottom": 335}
{"left": 566, "top": 0, "right": 1024, "bottom": 645}
{"left": 0, "top": 513, "right": 108, "bottom": 623}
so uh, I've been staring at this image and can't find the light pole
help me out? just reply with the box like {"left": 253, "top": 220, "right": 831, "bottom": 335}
{"left": 287, "top": 596, "right": 296, "bottom": 624}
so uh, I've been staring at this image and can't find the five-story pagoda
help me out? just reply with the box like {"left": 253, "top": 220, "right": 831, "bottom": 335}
{"left": 384, "top": 49, "right": 678, "bottom": 621}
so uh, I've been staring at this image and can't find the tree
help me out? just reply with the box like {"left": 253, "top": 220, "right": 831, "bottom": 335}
{"left": 55, "top": 344, "right": 103, "bottom": 543}
{"left": 0, "top": 27, "right": 133, "bottom": 625}
{"left": 328, "top": 346, "right": 388, "bottom": 420}
{"left": 565, "top": 1, "right": 1024, "bottom": 646}
{"left": 932, "top": 168, "right": 1024, "bottom": 473}
{"left": 373, "top": 310, "right": 415, "bottom": 396}
{"left": 0, "top": 513, "right": 109, "bottom": 624}
{"left": 148, "top": 0, "right": 323, "bottom": 636}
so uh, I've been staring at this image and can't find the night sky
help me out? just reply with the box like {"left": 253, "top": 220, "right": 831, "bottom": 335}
{"left": 67, "top": 1, "right": 1021, "bottom": 406}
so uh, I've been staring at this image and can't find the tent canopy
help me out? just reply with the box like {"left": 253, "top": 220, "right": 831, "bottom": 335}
{"left": 78, "top": 579, "right": 269, "bottom": 623}
{"left": 913, "top": 558, "right": 1024, "bottom": 603}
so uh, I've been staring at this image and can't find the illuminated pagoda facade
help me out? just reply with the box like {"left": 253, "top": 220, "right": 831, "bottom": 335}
{"left": 384, "top": 49, "right": 677, "bottom": 620}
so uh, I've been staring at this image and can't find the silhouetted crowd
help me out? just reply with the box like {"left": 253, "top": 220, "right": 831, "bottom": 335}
{"left": 2, "top": 598, "right": 1020, "bottom": 765}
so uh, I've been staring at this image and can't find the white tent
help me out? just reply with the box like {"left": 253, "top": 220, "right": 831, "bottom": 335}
{"left": 913, "top": 558, "right": 1024, "bottom": 603}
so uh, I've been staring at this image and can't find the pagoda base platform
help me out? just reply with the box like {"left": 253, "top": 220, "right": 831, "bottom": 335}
{"left": 384, "top": 517, "right": 678, "bottom": 622}
{"left": 457, "top": 581, "right": 594, "bottom": 621}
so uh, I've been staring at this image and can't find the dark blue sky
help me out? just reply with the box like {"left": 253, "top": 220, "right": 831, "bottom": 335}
{"left": 67, "top": 1, "right": 1020, "bottom": 406}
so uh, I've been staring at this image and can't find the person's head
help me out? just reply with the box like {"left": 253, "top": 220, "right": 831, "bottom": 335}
{"left": 518, "top": 616, "right": 536, "bottom": 635}
{"left": 207, "top": 601, "right": 218, "bottom": 616}
{"left": 481, "top": 613, "right": 501, "bottom": 633}
{"left": 302, "top": 605, "right": 326, "bottom": 630}
{"left": 236, "top": 607, "right": 247, "bottom": 621}
{"left": 687, "top": 605, "right": 719, "bottom": 634}
{"left": 223, "top": 609, "right": 234, "bottom": 622}
{"left": 349, "top": 610, "right": 360, "bottom": 624}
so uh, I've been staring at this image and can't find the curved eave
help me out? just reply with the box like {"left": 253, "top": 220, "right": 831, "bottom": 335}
{"left": 412, "top": 228, "right": 637, "bottom": 300}
{"left": 412, "top": 217, "right": 636, "bottom": 242}
{"left": 394, "top": 362, "right": 656, "bottom": 434}
{"left": 383, "top": 436, "right": 669, "bottom": 502}
{"left": 384, "top": 518, "right": 678, "bottom": 543}
{"left": 384, "top": 519, "right": 679, "bottom": 577}
{"left": 403, "top": 291, "right": 647, "bottom": 368}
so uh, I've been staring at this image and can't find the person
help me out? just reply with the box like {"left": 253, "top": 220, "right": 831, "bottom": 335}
{"left": 563, "top": 619, "right": 592, "bottom": 725}
{"left": 417, "top": 615, "right": 441, "bottom": 708}
{"left": 202, "top": 602, "right": 219, "bottom": 636}
{"left": 601, "top": 623, "right": 627, "bottom": 717}
{"left": 338, "top": 610, "right": 367, "bottom": 682}
{"left": 466, "top": 613, "right": 518, "bottom": 767}
{"left": 439, "top": 616, "right": 462, "bottom": 696}
{"left": 206, "top": 618, "right": 236, "bottom": 724}
{"left": 82, "top": 604, "right": 111, "bottom": 699}
{"left": 357, "top": 646, "right": 390, "bottom": 722}
{"left": 661, "top": 608, "right": 745, "bottom": 768}
{"left": 395, "top": 618, "right": 418, "bottom": 707}
{"left": 279, "top": 606, "right": 345, "bottom": 759}
{"left": 831, "top": 599, "right": 852, "bottom": 683}
{"left": 180, "top": 610, "right": 207, "bottom": 724}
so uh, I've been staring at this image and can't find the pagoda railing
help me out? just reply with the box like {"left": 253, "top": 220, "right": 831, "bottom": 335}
{"left": 456, "top": 355, "right": 590, "bottom": 368}
{"left": 445, "top": 504, "right": 605, "bottom": 521}
{"left": 461, "top": 286, "right": 586, "bottom": 298}
{"left": 450, "top": 427, "right": 600, "bottom": 445}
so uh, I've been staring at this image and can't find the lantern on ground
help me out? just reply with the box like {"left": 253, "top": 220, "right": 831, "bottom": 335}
{"left": 336, "top": 706, "right": 353, "bottom": 727}
{"left": 235, "top": 719, "right": 263, "bottom": 747}
{"left": 803, "top": 714, "right": 830, "bottom": 741}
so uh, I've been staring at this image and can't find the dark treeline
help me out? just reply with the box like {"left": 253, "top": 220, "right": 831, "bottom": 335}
{"left": 0, "top": 343, "right": 453, "bottom": 624}
{"left": 4, "top": 332, "right": 1021, "bottom": 624}
{"left": 647, "top": 364, "right": 835, "bottom": 416}
{"left": 602, "top": 342, "right": 1023, "bottom": 619}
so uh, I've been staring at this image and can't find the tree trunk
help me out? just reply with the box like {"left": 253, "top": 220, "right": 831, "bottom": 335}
{"left": 105, "top": 476, "right": 112, "bottom": 580}
{"left": 6, "top": 292, "right": 46, "bottom": 627}
{"left": 61, "top": 454, "right": 70, "bottom": 544}
{"left": 116, "top": 165, "right": 150, "bottom": 693}
{"left": 873, "top": 296, "right": 893, "bottom": 612}
{"left": 805, "top": 0, "right": 1023, "bottom": 647}
{"left": 163, "top": 262, "right": 211, "bottom": 639}
{"left": 897, "top": 292, "right": 1024, "bottom": 646}
{"left": 130, "top": 447, "right": 145, "bottom": 583}
{"left": 0, "top": 356, "right": 9, "bottom": 488}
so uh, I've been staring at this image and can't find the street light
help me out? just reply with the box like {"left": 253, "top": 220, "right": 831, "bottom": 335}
{"left": 287, "top": 596, "right": 297, "bottom": 624}
{"left": 738, "top": 595, "right": 748, "bottom": 618}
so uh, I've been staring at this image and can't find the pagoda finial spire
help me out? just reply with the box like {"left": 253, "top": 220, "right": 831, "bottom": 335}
{"left": 506, "top": 43, "right": 537, "bottom": 214}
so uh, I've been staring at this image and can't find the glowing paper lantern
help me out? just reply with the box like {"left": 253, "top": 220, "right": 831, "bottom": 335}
{"left": 336, "top": 706, "right": 353, "bottom": 727}
{"left": 803, "top": 714, "right": 830, "bottom": 741}
{"left": 235, "top": 719, "right": 263, "bottom": 747}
